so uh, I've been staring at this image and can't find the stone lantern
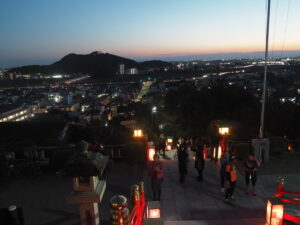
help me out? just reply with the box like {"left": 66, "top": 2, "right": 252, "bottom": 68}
{"left": 63, "top": 141, "right": 109, "bottom": 225}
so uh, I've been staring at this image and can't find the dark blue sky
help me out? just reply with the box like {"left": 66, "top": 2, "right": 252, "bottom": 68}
{"left": 0, "top": 0, "right": 299, "bottom": 67}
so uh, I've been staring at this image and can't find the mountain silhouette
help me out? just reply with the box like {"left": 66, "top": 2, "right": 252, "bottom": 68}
{"left": 9, "top": 51, "right": 171, "bottom": 78}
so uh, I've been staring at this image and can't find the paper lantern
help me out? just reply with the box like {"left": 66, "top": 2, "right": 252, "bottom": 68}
{"left": 266, "top": 198, "right": 284, "bottom": 225}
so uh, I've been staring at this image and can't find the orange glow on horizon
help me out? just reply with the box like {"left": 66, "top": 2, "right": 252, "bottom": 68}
{"left": 118, "top": 46, "right": 300, "bottom": 59}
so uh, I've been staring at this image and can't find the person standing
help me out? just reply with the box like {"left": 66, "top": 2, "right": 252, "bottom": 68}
{"left": 148, "top": 154, "right": 164, "bottom": 201}
{"left": 194, "top": 137, "right": 205, "bottom": 181}
{"left": 220, "top": 151, "right": 229, "bottom": 192}
{"left": 244, "top": 153, "right": 260, "bottom": 195}
{"left": 177, "top": 137, "right": 188, "bottom": 183}
{"left": 224, "top": 155, "right": 238, "bottom": 203}
{"left": 158, "top": 137, "right": 166, "bottom": 158}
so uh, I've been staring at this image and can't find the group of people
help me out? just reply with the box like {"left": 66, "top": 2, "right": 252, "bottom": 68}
{"left": 148, "top": 136, "right": 260, "bottom": 203}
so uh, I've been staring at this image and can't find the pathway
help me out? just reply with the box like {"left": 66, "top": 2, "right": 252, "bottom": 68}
{"left": 144, "top": 156, "right": 300, "bottom": 225}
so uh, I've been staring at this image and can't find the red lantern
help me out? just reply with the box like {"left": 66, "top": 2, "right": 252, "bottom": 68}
{"left": 148, "top": 208, "right": 160, "bottom": 218}
{"left": 148, "top": 147, "right": 155, "bottom": 161}
{"left": 266, "top": 198, "right": 284, "bottom": 225}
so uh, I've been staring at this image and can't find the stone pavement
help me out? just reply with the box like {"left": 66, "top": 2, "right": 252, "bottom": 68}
{"left": 144, "top": 154, "right": 300, "bottom": 225}
{"left": 1, "top": 156, "right": 299, "bottom": 225}
{"left": 0, "top": 162, "right": 144, "bottom": 225}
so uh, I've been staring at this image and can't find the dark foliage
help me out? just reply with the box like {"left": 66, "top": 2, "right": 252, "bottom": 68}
{"left": 163, "top": 80, "right": 261, "bottom": 138}
{"left": 0, "top": 121, "right": 66, "bottom": 147}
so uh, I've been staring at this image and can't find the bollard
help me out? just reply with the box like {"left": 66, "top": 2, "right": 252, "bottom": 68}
{"left": 110, "top": 195, "right": 129, "bottom": 225}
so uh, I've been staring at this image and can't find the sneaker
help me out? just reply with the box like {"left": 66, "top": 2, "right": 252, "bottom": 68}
{"left": 230, "top": 196, "right": 235, "bottom": 201}
{"left": 223, "top": 198, "right": 229, "bottom": 203}
{"left": 221, "top": 188, "right": 225, "bottom": 193}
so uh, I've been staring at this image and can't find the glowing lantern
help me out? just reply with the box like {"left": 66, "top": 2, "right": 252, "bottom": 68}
{"left": 266, "top": 199, "right": 284, "bottom": 225}
{"left": 217, "top": 146, "right": 222, "bottom": 159}
{"left": 149, "top": 208, "right": 161, "bottom": 218}
{"left": 133, "top": 129, "right": 143, "bottom": 138}
{"left": 166, "top": 138, "right": 173, "bottom": 150}
{"left": 287, "top": 145, "right": 292, "bottom": 151}
{"left": 147, "top": 201, "right": 161, "bottom": 218}
{"left": 219, "top": 127, "right": 230, "bottom": 136}
{"left": 148, "top": 147, "right": 156, "bottom": 161}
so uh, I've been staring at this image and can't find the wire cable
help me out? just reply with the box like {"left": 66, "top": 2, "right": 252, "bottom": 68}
{"left": 271, "top": 0, "right": 279, "bottom": 59}
{"left": 280, "top": 0, "right": 291, "bottom": 59}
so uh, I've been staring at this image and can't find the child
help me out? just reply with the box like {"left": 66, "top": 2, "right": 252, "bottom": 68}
{"left": 243, "top": 153, "right": 260, "bottom": 195}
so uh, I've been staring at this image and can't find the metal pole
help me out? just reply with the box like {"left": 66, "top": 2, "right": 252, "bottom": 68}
{"left": 259, "top": 0, "right": 271, "bottom": 139}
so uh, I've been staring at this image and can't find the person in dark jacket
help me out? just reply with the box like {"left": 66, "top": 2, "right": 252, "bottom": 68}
{"left": 158, "top": 137, "right": 166, "bottom": 157}
{"left": 194, "top": 137, "right": 205, "bottom": 181}
{"left": 243, "top": 153, "right": 260, "bottom": 195}
{"left": 220, "top": 151, "right": 229, "bottom": 192}
{"left": 177, "top": 137, "right": 188, "bottom": 183}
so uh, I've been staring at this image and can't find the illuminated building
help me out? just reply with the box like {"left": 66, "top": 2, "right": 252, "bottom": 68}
{"left": 119, "top": 64, "right": 125, "bottom": 75}
{"left": 0, "top": 105, "right": 31, "bottom": 123}
{"left": 129, "top": 68, "right": 138, "bottom": 75}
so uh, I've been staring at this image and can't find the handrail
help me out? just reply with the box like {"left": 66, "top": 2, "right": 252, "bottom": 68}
{"left": 110, "top": 181, "right": 147, "bottom": 225}
{"left": 274, "top": 177, "right": 300, "bottom": 224}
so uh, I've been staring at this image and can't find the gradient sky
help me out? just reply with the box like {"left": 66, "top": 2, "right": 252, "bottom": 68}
{"left": 0, "top": 0, "right": 300, "bottom": 67}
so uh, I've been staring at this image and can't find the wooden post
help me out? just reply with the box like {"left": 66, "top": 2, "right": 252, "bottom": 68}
{"left": 110, "top": 195, "right": 129, "bottom": 225}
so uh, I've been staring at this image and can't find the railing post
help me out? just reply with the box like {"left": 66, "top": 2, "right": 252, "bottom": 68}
{"left": 130, "top": 185, "right": 141, "bottom": 225}
{"left": 276, "top": 177, "right": 284, "bottom": 198}
{"left": 110, "top": 195, "right": 130, "bottom": 225}
{"left": 139, "top": 181, "right": 146, "bottom": 217}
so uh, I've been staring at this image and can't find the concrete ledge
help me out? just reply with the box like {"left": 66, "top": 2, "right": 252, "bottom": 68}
{"left": 164, "top": 218, "right": 265, "bottom": 225}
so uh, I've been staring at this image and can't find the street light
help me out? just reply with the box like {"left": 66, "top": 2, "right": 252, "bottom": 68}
{"left": 218, "top": 126, "right": 231, "bottom": 158}
{"left": 152, "top": 106, "right": 157, "bottom": 113}
{"left": 133, "top": 129, "right": 143, "bottom": 138}
{"left": 219, "top": 127, "right": 230, "bottom": 136}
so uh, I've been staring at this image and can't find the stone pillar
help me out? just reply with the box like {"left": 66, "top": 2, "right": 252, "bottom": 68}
{"left": 110, "top": 195, "right": 129, "bottom": 225}
{"left": 252, "top": 139, "right": 270, "bottom": 162}
{"left": 79, "top": 203, "right": 99, "bottom": 225}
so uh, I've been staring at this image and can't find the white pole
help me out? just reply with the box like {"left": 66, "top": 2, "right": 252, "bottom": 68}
{"left": 259, "top": 0, "right": 271, "bottom": 139}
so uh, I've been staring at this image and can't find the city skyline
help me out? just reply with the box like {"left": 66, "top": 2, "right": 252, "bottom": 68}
{"left": 1, "top": 0, "right": 300, "bottom": 67}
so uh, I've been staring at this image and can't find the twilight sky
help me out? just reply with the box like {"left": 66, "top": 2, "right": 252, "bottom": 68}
{"left": 0, "top": 0, "right": 299, "bottom": 67}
